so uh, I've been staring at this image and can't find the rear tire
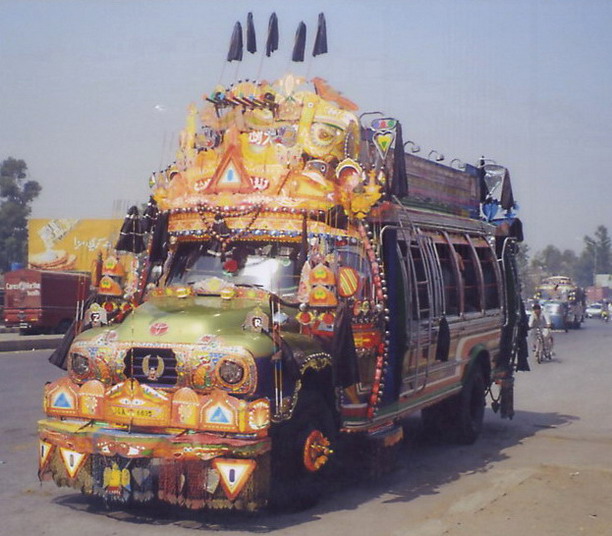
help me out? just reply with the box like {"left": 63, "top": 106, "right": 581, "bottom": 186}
{"left": 450, "top": 366, "right": 486, "bottom": 444}
{"left": 422, "top": 365, "right": 486, "bottom": 445}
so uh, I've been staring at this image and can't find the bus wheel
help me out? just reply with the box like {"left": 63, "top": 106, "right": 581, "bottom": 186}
{"left": 451, "top": 366, "right": 486, "bottom": 444}
{"left": 421, "top": 398, "right": 452, "bottom": 440}
{"left": 269, "top": 390, "right": 335, "bottom": 511}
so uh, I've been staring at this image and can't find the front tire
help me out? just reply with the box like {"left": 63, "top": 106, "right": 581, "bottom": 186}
{"left": 269, "top": 390, "right": 336, "bottom": 511}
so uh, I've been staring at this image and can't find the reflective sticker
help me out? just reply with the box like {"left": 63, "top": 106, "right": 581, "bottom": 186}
{"left": 39, "top": 440, "right": 53, "bottom": 469}
{"left": 212, "top": 458, "right": 256, "bottom": 500}
{"left": 59, "top": 447, "right": 87, "bottom": 479}
{"left": 209, "top": 406, "right": 231, "bottom": 424}
{"left": 52, "top": 391, "right": 74, "bottom": 409}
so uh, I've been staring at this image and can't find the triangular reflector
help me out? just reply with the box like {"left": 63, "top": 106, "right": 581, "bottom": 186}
{"left": 209, "top": 405, "right": 231, "bottom": 424}
{"left": 39, "top": 440, "right": 54, "bottom": 469}
{"left": 206, "top": 145, "right": 254, "bottom": 194}
{"left": 212, "top": 458, "right": 256, "bottom": 500}
{"left": 52, "top": 391, "right": 74, "bottom": 409}
{"left": 59, "top": 447, "right": 87, "bottom": 479}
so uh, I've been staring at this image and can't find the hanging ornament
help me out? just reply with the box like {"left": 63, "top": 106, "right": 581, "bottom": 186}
{"left": 373, "top": 130, "right": 395, "bottom": 160}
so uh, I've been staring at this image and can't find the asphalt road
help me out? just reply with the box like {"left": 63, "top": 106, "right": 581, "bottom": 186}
{"left": 1, "top": 320, "right": 611, "bottom": 536}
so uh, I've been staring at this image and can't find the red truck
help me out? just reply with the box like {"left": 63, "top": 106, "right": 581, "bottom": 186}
{"left": 3, "top": 269, "right": 90, "bottom": 334}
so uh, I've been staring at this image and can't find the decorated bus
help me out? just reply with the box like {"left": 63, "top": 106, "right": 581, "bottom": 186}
{"left": 534, "top": 275, "right": 585, "bottom": 329}
{"left": 38, "top": 14, "right": 528, "bottom": 512}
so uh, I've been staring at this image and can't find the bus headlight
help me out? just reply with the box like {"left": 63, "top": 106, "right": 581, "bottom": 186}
{"left": 216, "top": 357, "right": 246, "bottom": 386}
{"left": 69, "top": 352, "right": 91, "bottom": 378}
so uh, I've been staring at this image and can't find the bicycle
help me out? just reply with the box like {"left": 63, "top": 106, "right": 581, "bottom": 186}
{"left": 533, "top": 327, "right": 553, "bottom": 364}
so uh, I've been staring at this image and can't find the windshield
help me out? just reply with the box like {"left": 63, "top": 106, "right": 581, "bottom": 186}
{"left": 166, "top": 241, "right": 302, "bottom": 300}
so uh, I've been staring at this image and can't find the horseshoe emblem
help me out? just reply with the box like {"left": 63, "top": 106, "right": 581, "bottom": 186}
{"left": 141, "top": 354, "right": 165, "bottom": 382}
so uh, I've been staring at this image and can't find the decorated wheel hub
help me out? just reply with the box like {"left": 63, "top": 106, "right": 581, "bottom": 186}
{"left": 303, "top": 429, "right": 333, "bottom": 472}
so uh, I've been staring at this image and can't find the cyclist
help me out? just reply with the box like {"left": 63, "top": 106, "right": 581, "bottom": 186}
{"left": 529, "top": 302, "right": 554, "bottom": 356}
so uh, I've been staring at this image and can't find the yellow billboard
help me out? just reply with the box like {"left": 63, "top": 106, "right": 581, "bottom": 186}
{"left": 28, "top": 219, "right": 123, "bottom": 272}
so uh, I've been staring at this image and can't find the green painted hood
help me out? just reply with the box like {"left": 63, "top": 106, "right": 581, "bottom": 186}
{"left": 77, "top": 295, "right": 279, "bottom": 357}
{"left": 75, "top": 294, "right": 324, "bottom": 358}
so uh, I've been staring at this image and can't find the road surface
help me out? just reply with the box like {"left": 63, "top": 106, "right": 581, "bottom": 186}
{"left": 1, "top": 320, "right": 611, "bottom": 535}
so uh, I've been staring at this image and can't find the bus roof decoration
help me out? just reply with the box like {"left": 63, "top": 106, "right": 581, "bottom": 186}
{"left": 151, "top": 74, "right": 380, "bottom": 228}
{"left": 147, "top": 71, "right": 512, "bottom": 237}
{"left": 147, "top": 12, "right": 520, "bottom": 236}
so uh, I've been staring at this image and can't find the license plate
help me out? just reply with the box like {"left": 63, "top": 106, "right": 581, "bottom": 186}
{"left": 111, "top": 406, "right": 156, "bottom": 418}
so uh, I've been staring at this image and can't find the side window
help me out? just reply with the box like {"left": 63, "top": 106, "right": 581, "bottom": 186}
{"left": 397, "top": 239, "right": 412, "bottom": 323}
{"left": 410, "top": 240, "right": 430, "bottom": 320}
{"left": 476, "top": 245, "right": 500, "bottom": 309}
{"left": 454, "top": 243, "right": 480, "bottom": 313}
{"left": 435, "top": 241, "right": 459, "bottom": 316}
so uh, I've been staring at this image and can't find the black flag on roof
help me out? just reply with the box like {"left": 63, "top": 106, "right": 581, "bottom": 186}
{"left": 391, "top": 122, "right": 408, "bottom": 197}
{"left": 227, "top": 21, "right": 243, "bottom": 62}
{"left": 292, "top": 21, "right": 306, "bottom": 62}
{"left": 266, "top": 13, "right": 279, "bottom": 57}
{"left": 313, "top": 13, "right": 328, "bottom": 57}
{"left": 246, "top": 12, "right": 257, "bottom": 54}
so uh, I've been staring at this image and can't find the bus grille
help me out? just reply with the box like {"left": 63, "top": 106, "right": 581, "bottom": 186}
{"left": 123, "top": 348, "right": 177, "bottom": 387}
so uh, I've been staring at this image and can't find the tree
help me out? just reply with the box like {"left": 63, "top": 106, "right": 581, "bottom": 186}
{"left": 572, "top": 226, "right": 611, "bottom": 287}
{"left": 530, "top": 245, "right": 579, "bottom": 282}
{"left": 0, "top": 158, "right": 42, "bottom": 272}
{"left": 586, "top": 226, "right": 611, "bottom": 274}
{"left": 514, "top": 242, "right": 535, "bottom": 297}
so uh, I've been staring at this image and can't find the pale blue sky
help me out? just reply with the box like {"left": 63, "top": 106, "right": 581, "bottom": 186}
{"left": 1, "top": 0, "right": 611, "bottom": 253}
